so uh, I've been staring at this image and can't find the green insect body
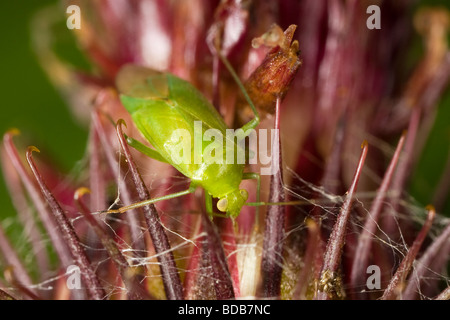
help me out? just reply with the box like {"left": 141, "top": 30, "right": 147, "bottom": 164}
{"left": 116, "top": 65, "right": 251, "bottom": 218}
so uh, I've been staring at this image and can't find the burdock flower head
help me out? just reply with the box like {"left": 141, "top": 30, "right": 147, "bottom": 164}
{"left": 0, "top": 0, "right": 449, "bottom": 300}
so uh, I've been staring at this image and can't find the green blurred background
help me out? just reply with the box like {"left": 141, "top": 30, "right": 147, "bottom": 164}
{"left": 0, "top": 0, "right": 449, "bottom": 229}
{"left": 0, "top": 1, "right": 88, "bottom": 221}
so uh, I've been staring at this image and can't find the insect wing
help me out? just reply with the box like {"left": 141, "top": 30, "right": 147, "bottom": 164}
{"left": 123, "top": 96, "right": 198, "bottom": 178}
{"left": 166, "top": 74, "right": 228, "bottom": 134}
{"left": 116, "top": 64, "right": 170, "bottom": 101}
{"left": 117, "top": 65, "right": 243, "bottom": 195}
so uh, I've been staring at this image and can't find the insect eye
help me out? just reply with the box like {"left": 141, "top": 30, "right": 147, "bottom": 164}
{"left": 217, "top": 198, "right": 228, "bottom": 212}
{"left": 240, "top": 189, "right": 249, "bottom": 201}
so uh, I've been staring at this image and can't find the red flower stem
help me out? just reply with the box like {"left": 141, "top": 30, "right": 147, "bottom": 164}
{"left": 382, "top": 105, "right": 421, "bottom": 247}
{"left": 201, "top": 212, "right": 235, "bottom": 299}
{"left": 386, "top": 54, "right": 450, "bottom": 236}
{"left": 88, "top": 119, "right": 107, "bottom": 212}
{"left": 0, "top": 225, "right": 35, "bottom": 297}
{"left": 350, "top": 132, "right": 406, "bottom": 292}
{"left": 402, "top": 218, "right": 450, "bottom": 299}
{"left": 3, "top": 132, "right": 72, "bottom": 267}
{"left": 26, "top": 147, "right": 105, "bottom": 300}
{"left": 92, "top": 110, "right": 147, "bottom": 258}
{"left": 260, "top": 97, "right": 286, "bottom": 298}
{"left": 0, "top": 146, "right": 49, "bottom": 278}
{"left": 116, "top": 120, "right": 184, "bottom": 300}
{"left": 317, "top": 141, "right": 368, "bottom": 300}
{"left": 389, "top": 106, "right": 421, "bottom": 211}
{"left": 315, "top": 115, "right": 346, "bottom": 238}
{"left": 294, "top": 218, "right": 320, "bottom": 299}
{"left": 381, "top": 205, "right": 435, "bottom": 300}
{"left": 75, "top": 189, "right": 150, "bottom": 300}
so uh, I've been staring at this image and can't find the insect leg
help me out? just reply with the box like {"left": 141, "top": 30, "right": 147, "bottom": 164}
{"left": 205, "top": 192, "right": 213, "bottom": 216}
{"left": 204, "top": 193, "right": 230, "bottom": 219}
{"left": 242, "top": 172, "right": 261, "bottom": 227}
{"left": 125, "top": 134, "right": 168, "bottom": 163}
{"left": 105, "top": 183, "right": 197, "bottom": 214}
{"left": 242, "top": 172, "right": 261, "bottom": 209}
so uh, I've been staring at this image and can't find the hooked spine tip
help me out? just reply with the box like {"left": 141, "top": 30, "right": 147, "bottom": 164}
{"left": 27, "top": 146, "right": 40, "bottom": 153}
{"left": 6, "top": 128, "right": 20, "bottom": 137}
{"left": 361, "top": 140, "right": 369, "bottom": 149}
{"left": 74, "top": 187, "right": 91, "bottom": 200}
{"left": 117, "top": 119, "right": 127, "bottom": 128}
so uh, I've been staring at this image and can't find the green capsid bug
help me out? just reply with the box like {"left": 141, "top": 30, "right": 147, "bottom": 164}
{"left": 110, "top": 57, "right": 261, "bottom": 219}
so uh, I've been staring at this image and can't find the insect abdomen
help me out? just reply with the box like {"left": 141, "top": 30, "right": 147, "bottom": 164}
{"left": 122, "top": 94, "right": 243, "bottom": 198}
